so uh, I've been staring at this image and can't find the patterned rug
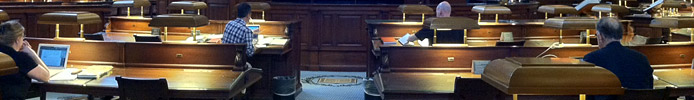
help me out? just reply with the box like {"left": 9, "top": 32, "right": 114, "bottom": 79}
{"left": 297, "top": 71, "right": 366, "bottom": 100}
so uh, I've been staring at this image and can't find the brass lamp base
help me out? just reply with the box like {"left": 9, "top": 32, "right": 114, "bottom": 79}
{"left": 432, "top": 44, "right": 468, "bottom": 47}
{"left": 559, "top": 43, "right": 592, "bottom": 47}
{"left": 53, "top": 37, "right": 85, "bottom": 41}
{"left": 163, "top": 41, "right": 198, "bottom": 44}
{"left": 667, "top": 41, "right": 694, "bottom": 45}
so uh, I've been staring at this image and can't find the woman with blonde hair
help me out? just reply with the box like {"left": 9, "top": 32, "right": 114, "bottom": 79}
{"left": 0, "top": 20, "right": 50, "bottom": 100}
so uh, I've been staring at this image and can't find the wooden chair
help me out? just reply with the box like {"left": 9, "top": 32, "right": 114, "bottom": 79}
{"left": 115, "top": 76, "right": 169, "bottom": 100}
{"left": 229, "top": 68, "right": 263, "bottom": 99}
{"left": 617, "top": 88, "right": 670, "bottom": 100}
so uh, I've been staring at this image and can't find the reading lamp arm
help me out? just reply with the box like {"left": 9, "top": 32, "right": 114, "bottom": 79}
{"left": 536, "top": 42, "right": 562, "bottom": 58}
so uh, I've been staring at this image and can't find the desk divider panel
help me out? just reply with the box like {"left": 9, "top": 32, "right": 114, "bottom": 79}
{"left": 110, "top": 17, "right": 295, "bottom": 37}
{"left": 26, "top": 38, "right": 124, "bottom": 66}
{"left": 376, "top": 44, "right": 694, "bottom": 73}
{"left": 26, "top": 38, "right": 247, "bottom": 70}
{"left": 123, "top": 42, "right": 246, "bottom": 70}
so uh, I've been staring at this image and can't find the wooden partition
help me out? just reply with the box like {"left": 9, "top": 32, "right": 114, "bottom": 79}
{"left": 372, "top": 43, "right": 694, "bottom": 75}
{"left": 368, "top": 20, "right": 591, "bottom": 43}
{"left": 26, "top": 38, "right": 124, "bottom": 65}
{"left": 108, "top": 17, "right": 298, "bottom": 37}
{"left": 124, "top": 42, "right": 246, "bottom": 69}
{"left": 25, "top": 38, "right": 247, "bottom": 70}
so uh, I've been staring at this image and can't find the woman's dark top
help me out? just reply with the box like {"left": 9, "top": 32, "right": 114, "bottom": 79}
{"left": 0, "top": 45, "right": 38, "bottom": 100}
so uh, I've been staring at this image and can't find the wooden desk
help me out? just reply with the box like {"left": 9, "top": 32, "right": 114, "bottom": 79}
{"left": 34, "top": 66, "right": 241, "bottom": 100}
{"left": 26, "top": 35, "right": 301, "bottom": 99}
{"left": 371, "top": 42, "right": 694, "bottom": 75}
{"left": 373, "top": 72, "right": 480, "bottom": 100}
{"left": 106, "top": 17, "right": 303, "bottom": 99}
{"left": 375, "top": 69, "right": 694, "bottom": 100}
{"left": 654, "top": 69, "right": 694, "bottom": 97}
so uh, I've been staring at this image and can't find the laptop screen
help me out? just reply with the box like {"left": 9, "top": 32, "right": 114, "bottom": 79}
{"left": 38, "top": 44, "right": 70, "bottom": 68}
{"left": 248, "top": 25, "right": 260, "bottom": 31}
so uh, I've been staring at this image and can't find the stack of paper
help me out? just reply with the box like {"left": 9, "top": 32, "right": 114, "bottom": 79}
{"left": 77, "top": 65, "right": 113, "bottom": 79}
{"left": 270, "top": 39, "right": 288, "bottom": 45}
{"left": 49, "top": 70, "right": 78, "bottom": 81}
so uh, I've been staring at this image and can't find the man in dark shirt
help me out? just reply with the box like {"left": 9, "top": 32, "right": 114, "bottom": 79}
{"left": 0, "top": 20, "right": 50, "bottom": 100}
{"left": 584, "top": 18, "right": 653, "bottom": 100}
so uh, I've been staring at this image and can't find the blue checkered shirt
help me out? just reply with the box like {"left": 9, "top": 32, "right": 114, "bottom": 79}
{"left": 222, "top": 18, "right": 254, "bottom": 57}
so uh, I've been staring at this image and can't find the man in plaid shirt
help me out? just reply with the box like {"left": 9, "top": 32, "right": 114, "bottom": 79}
{"left": 222, "top": 3, "right": 254, "bottom": 57}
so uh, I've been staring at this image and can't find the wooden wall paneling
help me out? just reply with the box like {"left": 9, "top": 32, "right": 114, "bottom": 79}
{"left": 310, "top": 8, "right": 382, "bottom": 71}
{"left": 207, "top": 3, "right": 231, "bottom": 20}
{"left": 123, "top": 43, "right": 245, "bottom": 69}
{"left": 0, "top": 4, "right": 111, "bottom": 38}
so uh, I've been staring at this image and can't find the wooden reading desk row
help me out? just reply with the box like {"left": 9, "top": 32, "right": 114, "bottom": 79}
{"left": 374, "top": 68, "right": 694, "bottom": 100}
{"left": 24, "top": 33, "right": 298, "bottom": 100}
{"left": 35, "top": 65, "right": 242, "bottom": 100}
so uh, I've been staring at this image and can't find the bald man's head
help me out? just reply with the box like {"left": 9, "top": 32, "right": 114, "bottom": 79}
{"left": 437, "top": 1, "right": 451, "bottom": 17}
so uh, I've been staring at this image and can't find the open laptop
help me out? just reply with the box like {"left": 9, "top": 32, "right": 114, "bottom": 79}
{"left": 248, "top": 24, "right": 260, "bottom": 31}
{"left": 37, "top": 44, "right": 70, "bottom": 76}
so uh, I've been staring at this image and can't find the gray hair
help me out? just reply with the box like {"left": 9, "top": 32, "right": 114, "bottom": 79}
{"left": 436, "top": 1, "right": 451, "bottom": 17}
{"left": 0, "top": 20, "right": 25, "bottom": 46}
{"left": 596, "top": 18, "right": 623, "bottom": 40}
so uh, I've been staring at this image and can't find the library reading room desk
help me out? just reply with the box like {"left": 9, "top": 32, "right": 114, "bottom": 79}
{"left": 35, "top": 66, "right": 240, "bottom": 100}
{"left": 24, "top": 35, "right": 297, "bottom": 100}
{"left": 374, "top": 69, "right": 694, "bottom": 100}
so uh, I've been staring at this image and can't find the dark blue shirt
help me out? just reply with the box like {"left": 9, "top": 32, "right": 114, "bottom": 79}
{"left": 414, "top": 27, "right": 466, "bottom": 45}
{"left": 584, "top": 42, "right": 653, "bottom": 89}
{"left": 0, "top": 45, "right": 38, "bottom": 100}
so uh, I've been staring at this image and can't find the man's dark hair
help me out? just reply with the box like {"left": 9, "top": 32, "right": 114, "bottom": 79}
{"left": 236, "top": 2, "right": 252, "bottom": 18}
{"left": 596, "top": 18, "right": 623, "bottom": 40}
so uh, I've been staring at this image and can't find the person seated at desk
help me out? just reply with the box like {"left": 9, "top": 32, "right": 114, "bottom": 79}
{"left": 0, "top": 20, "right": 50, "bottom": 100}
{"left": 404, "top": 1, "right": 466, "bottom": 45}
{"left": 585, "top": 18, "right": 653, "bottom": 100}
{"left": 223, "top": 2, "right": 256, "bottom": 57}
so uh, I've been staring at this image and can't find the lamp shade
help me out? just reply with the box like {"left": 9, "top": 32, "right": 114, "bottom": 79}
{"left": 661, "top": 0, "right": 689, "bottom": 8}
{"left": 472, "top": 5, "right": 512, "bottom": 14}
{"left": 0, "top": 10, "right": 9, "bottom": 22}
{"left": 482, "top": 57, "right": 624, "bottom": 95}
{"left": 537, "top": 5, "right": 579, "bottom": 14}
{"left": 0, "top": 53, "right": 16, "bottom": 76}
{"left": 544, "top": 17, "right": 597, "bottom": 29}
{"left": 398, "top": 4, "right": 434, "bottom": 14}
{"left": 650, "top": 17, "right": 694, "bottom": 28}
{"left": 247, "top": 2, "right": 271, "bottom": 12}
{"left": 38, "top": 11, "right": 102, "bottom": 25}
{"left": 149, "top": 14, "right": 209, "bottom": 27}
{"left": 591, "top": 4, "right": 629, "bottom": 15}
{"left": 167, "top": 1, "right": 207, "bottom": 10}
{"left": 112, "top": 0, "right": 151, "bottom": 7}
{"left": 426, "top": 17, "right": 480, "bottom": 30}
